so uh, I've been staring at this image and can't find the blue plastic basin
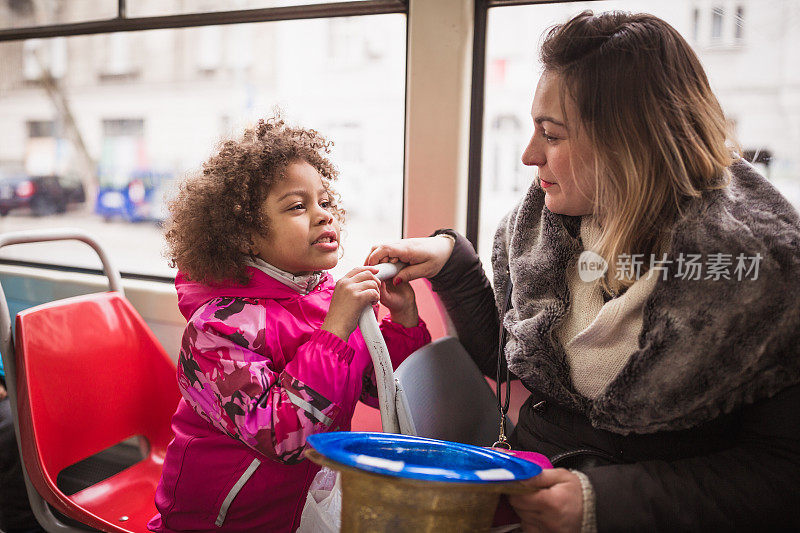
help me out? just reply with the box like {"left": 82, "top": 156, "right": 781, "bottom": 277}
{"left": 307, "top": 432, "right": 541, "bottom": 483}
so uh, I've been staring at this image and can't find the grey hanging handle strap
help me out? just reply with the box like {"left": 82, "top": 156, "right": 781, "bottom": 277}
{"left": 357, "top": 262, "right": 406, "bottom": 434}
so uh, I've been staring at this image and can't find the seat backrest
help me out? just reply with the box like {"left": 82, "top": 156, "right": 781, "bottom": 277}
{"left": 394, "top": 336, "right": 512, "bottom": 447}
{"left": 15, "top": 291, "right": 178, "bottom": 498}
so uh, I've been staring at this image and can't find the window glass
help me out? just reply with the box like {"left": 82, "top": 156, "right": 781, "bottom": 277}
{"left": 480, "top": 0, "right": 800, "bottom": 276}
{"left": 128, "top": 0, "right": 371, "bottom": 18}
{"left": 0, "top": 14, "right": 406, "bottom": 278}
{"left": 0, "top": 0, "right": 117, "bottom": 29}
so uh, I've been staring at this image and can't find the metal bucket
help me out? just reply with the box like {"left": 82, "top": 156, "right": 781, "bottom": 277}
{"left": 306, "top": 448, "right": 524, "bottom": 532}
{"left": 305, "top": 444, "right": 533, "bottom": 533}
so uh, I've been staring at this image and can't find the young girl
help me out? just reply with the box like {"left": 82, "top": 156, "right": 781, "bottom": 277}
{"left": 148, "top": 117, "right": 430, "bottom": 533}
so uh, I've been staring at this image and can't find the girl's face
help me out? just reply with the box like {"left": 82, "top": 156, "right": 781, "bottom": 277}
{"left": 250, "top": 160, "right": 340, "bottom": 275}
{"left": 521, "top": 71, "right": 597, "bottom": 216}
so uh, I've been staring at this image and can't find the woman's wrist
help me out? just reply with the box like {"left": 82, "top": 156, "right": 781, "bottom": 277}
{"left": 435, "top": 232, "right": 456, "bottom": 246}
{"left": 426, "top": 231, "right": 456, "bottom": 279}
{"left": 433, "top": 231, "right": 456, "bottom": 257}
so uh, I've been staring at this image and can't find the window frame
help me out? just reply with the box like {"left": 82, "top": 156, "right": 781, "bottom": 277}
{"left": 0, "top": 0, "right": 410, "bottom": 282}
{"left": 0, "top": 0, "right": 620, "bottom": 280}
{"left": 0, "top": 1, "right": 409, "bottom": 41}
{"left": 466, "top": 0, "right": 605, "bottom": 247}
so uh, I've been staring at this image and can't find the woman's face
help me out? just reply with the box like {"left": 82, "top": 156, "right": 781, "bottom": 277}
{"left": 521, "top": 71, "right": 597, "bottom": 216}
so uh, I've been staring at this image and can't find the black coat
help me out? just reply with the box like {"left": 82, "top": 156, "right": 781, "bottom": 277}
{"left": 430, "top": 231, "right": 800, "bottom": 532}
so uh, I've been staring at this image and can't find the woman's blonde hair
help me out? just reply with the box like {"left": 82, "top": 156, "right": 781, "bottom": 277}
{"left": 541, "top": 10, "right": 733, "bottom": 294}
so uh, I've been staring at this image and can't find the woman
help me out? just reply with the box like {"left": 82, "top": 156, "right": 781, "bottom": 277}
{"left": 367, "top": 11, "right": 800, "bottom": 532}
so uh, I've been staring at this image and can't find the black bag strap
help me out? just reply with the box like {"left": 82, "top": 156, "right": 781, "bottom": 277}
{"left": 492, "top": 276, "right": 514, "bottom": 449}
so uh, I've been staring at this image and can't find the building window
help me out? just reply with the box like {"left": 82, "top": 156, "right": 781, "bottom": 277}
{"left": 490, "top": 115, "right": 524, "bottom": 193}
{"left": 328, "top": 18, "right": 365, "bottom": 67}
{"left": 27, "top": 120, "right": 56, "bottom": 138}
{"left": 227, "top": 25, "right": 253, "bottom": 71}
{"left": 735, "top": 5, "right": 745, "bottom": 41}
{"left": 196, "top": 26, "right": 222, "bottom": 72}
{"left": 711, "top": 6, "right": 724, "bottom": 41}
{"left": 102, "top": 119, "right": 144, "bottom": 138}
{"left": 99, "top": 119, "right": 147, "bottom": 190}
{"left": 743, "top": 149, "right": 773, "bottom": 178}
{"left": 100, "top": 33, "right": 138, "bottom": 79}
{"left": 24, "top": 119, "right": 63, "bottom": 176}
{"left": 22, "top": 38, "right": 66, "bottom": 81}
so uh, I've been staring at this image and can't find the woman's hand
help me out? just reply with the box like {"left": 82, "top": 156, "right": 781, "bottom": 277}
{"left": 365, "top": 235, "right": 455, "bottom": 285}
{"left": 508, "top": 468, "right": 584, "bottom": 533}
{"left": 322, "top": 266, "right": 380, "bottom": 341}
{"left": 379, "top": 279, "right": 419, "bottom": 328}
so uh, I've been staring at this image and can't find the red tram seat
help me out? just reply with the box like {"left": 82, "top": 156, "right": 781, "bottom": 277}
{"left": 14, "top": 291, "right": 179, "bottom": 533}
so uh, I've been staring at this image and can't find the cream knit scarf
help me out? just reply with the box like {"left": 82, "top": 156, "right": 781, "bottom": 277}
{"left": 555, "top": 217, "right": 658, "bottom": 399}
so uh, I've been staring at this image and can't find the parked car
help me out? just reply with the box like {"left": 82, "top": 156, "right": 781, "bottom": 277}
{"left": 95, "top": 170, "right": 172, "bottom": 223}
{"left": 0, "top": 174, "right": 86, "bottom": 216}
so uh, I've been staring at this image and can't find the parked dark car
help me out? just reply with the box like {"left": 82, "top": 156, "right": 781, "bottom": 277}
{"left": 0, "top": 174, "right": 86, "bottom": 216}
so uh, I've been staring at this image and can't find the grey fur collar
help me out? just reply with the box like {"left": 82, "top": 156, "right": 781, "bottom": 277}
{"left": 492, "top": 159, "right": 800, "bottom": 434}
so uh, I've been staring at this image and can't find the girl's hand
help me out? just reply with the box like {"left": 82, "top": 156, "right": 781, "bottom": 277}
{"left": 380, "top": 279, "right": 419, "bottom": 328}
{"left": 322, "top": 266, "right": 380, "bottom": 341}
{"left": 508, "top": 468, "right": 583, "bottom": 533}
{"left": 365, "top": 235, "right": 455, "bottom": 284}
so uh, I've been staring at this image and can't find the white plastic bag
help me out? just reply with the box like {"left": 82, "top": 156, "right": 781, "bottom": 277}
{"left": 296, "top": 467, "right": 342, "bottom": 533}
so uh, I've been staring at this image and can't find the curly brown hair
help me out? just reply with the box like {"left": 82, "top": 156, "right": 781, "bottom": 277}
{"left": 164, "top": 116, "right": 345, "bottom": 285}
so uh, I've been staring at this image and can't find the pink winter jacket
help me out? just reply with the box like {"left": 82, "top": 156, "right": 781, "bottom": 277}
{"left": 148, "top": 267, "right": 430, "bottom": 533}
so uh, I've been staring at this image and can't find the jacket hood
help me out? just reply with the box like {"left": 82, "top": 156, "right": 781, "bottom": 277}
{"left": 175, "top": 267, "right": 334, "bottom": 320}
